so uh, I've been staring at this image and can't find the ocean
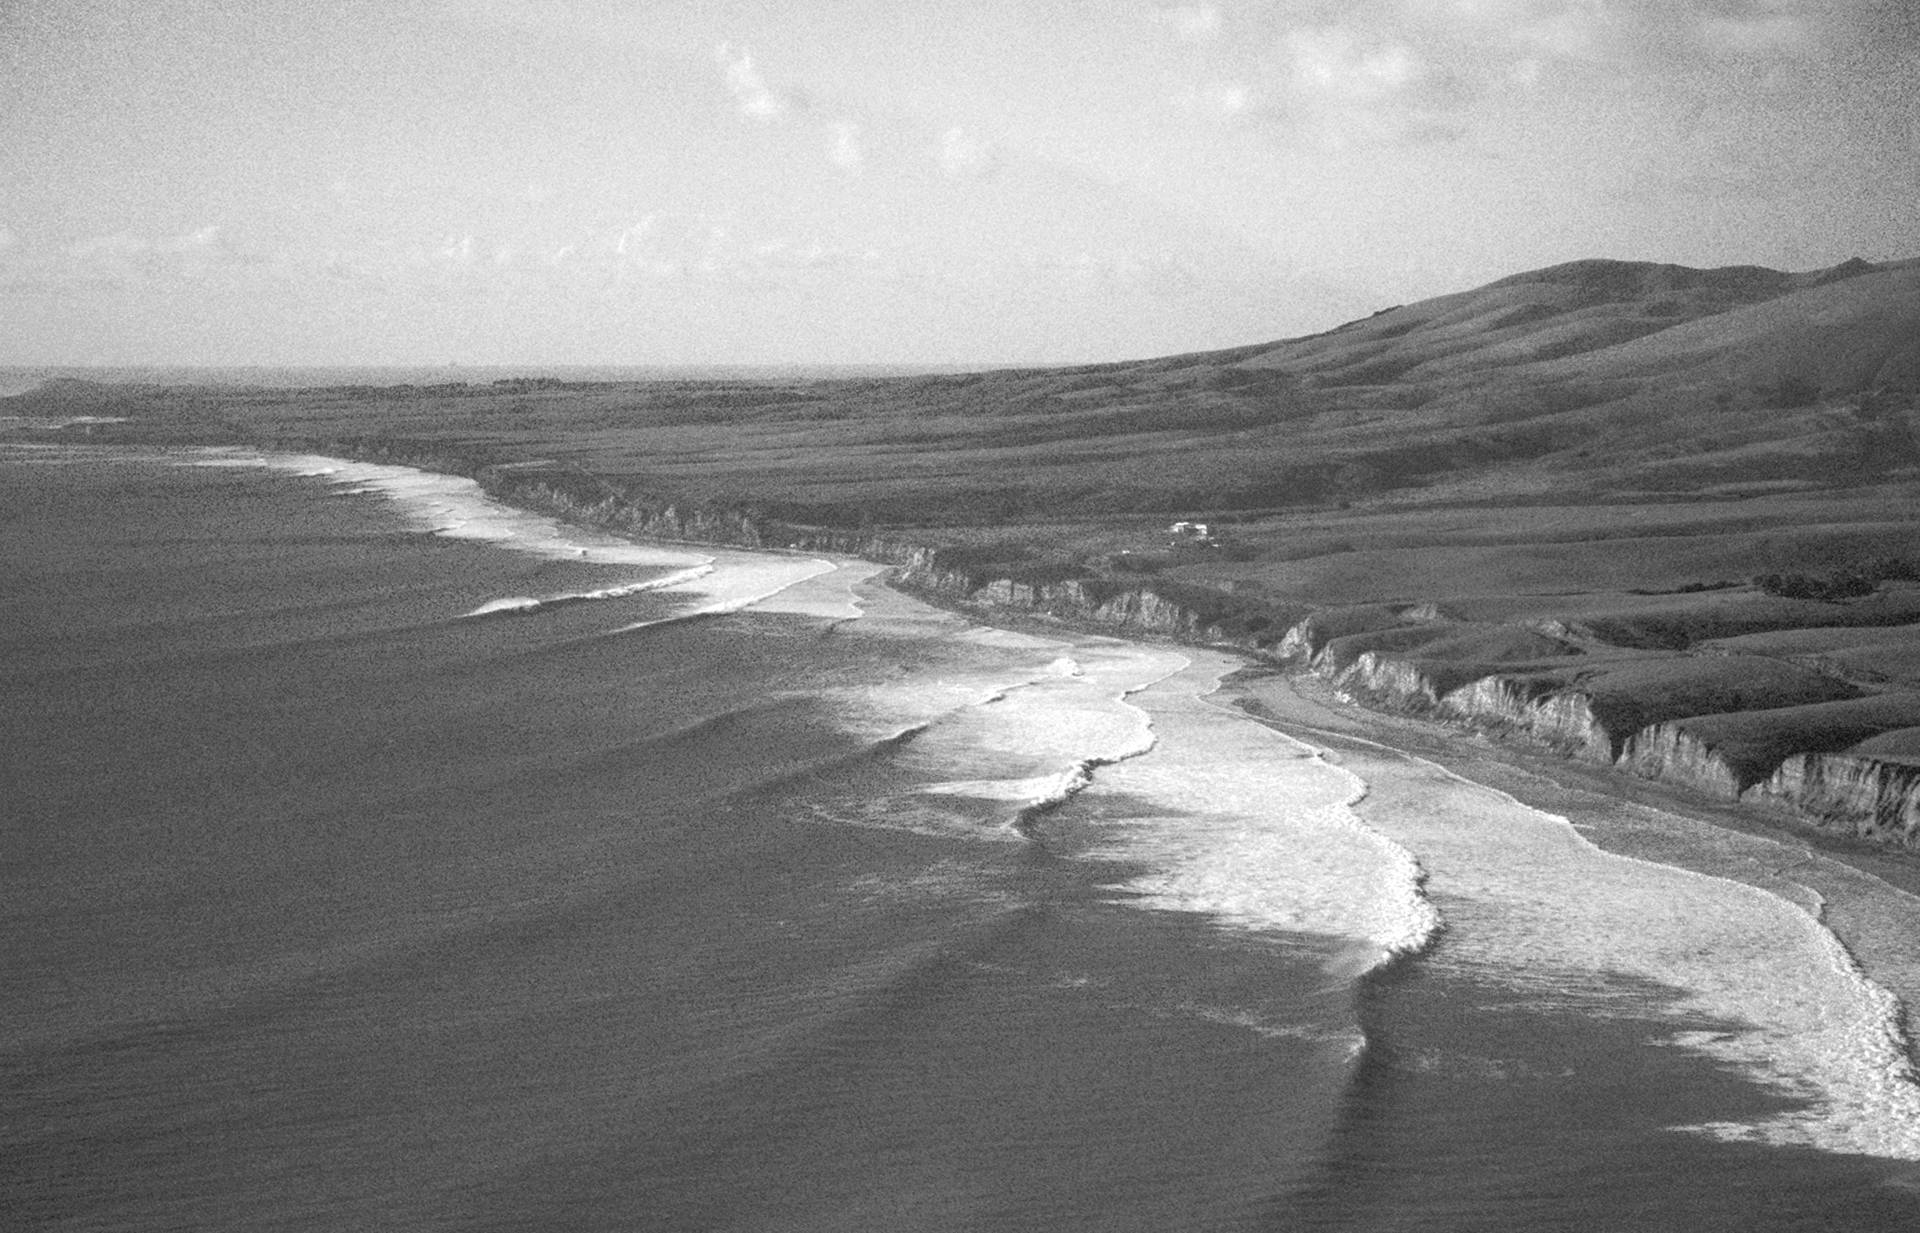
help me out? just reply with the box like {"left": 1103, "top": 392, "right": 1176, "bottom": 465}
{"left": 6, "top": 444, "right": 1920, "bottom": 1231}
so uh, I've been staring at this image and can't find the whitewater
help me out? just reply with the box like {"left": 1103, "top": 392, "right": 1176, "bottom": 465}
{"left": 220, "top": 448, "right": 1920, "bottom": 1168}
{"left": 15, "top": 443, "right": 1920, "bottom": 1229}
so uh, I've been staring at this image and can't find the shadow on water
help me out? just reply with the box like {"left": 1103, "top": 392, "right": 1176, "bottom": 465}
{"left": 1260, "top": 951, "right": 1920, "bottom": 1233}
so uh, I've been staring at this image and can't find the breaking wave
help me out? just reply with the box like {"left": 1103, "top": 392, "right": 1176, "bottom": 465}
{"left": 812, "top": 625, "right": 1440, "bottom": 979}
{"left": 193, "top": 449, "right": 849, "bottom": 625}
{"left": 1320, "top": 725, "right": 1920, "bottom": 1162}
{"left": 461, "top": 567, "right": 717, "bottom": 618}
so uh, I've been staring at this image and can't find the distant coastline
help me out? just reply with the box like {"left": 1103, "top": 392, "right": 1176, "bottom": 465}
{"left": 0, "top": 362, "right": 978, "bottom": 398}
{"left": 7, "top": 253, "right": 1915, "bottom": 857}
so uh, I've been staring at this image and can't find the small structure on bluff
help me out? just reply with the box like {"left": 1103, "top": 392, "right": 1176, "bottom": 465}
{"left": 1168, "top": 520, "right": 1214, "bottom": 544}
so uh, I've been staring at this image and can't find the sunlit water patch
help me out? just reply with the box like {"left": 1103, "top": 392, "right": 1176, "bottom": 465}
{"left": 1080, "top": 656, "right": 1440, "bottom": 976}
{"left": 195, "top": 449, "right": 847, "bottom": 623}
{"left": 1333, "top": 741, "right": 1920, "bottom": 1161}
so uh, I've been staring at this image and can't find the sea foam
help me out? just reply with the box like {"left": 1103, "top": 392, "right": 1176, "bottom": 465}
{"left": 195, "top": 450, "right": 712, "bottom": 570}
{"left": 813, "top": 622, "right": 1439, "bottom": 972}
{"left": 1085, "top": 654, "right": 1440, "bottom": 974}
{"left": 1333, "top": 737, "right": 1920, "bottom": 1161}
{"left": 209, "top": 447, "right": 1920, "bottom": 1158}
{"left": 196, "top": 450, "right": 851, "bottom": 623}
{"left": 459, "top": 566, "right": 718, "bottom": 618}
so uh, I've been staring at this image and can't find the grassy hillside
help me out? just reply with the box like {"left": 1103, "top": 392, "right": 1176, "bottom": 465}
{"left": 23, "top": 255, "right": 1916, "bottom": 583}
{"left": 8, "top": 254, "right": 1920, "bottom": 827}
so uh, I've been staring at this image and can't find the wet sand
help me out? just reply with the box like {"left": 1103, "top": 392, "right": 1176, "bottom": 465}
{"left": 1224, "top": 666, "right": 1920, "bottom": 1059}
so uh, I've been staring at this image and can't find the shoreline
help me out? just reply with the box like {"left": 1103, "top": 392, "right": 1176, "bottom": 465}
{"left": 881, "top": 564, "right": 1920, "bottom": 893}
{"left": 1222, "top": 663, "right": 1920, "bottom": 1059}
{"left": 163, "top": 443, "right": 1920, "bottom": 1079}
{"left": 213, "top": 433, "right": 1918, "bottom": 858}
{"left": 872, "top": 571, "right": 1920, "bottom": 1067}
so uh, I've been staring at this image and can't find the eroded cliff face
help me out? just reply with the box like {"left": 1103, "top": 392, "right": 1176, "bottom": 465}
{"left": 475, "top": 468, "right": 926, "bottom": 563}
{"left": 1276, "top": 606, "right": 1405, "bottom": 663}
{"left": 1324, "top": 656, "right": 1614, "bottom": 760}
{"left": 1061, "top": 580, "right": 1218, "bottom": 637}
{"left": 886, "top": 558, "right": 1228, "bottom": 640}
{"left": 1511, "top": 692, "right": 1617, "bottom": 762}
{"left": 343, "top": 443, "right": 1240, "bottom": 641}
{"left": 1331, "top": 653, "right": 1442, "bottom": 711}
{"left": 1759, "top": 754, "right": 1920, "bottom": 846}
{"left": 1616, "top": 723, "right": 1749, "bottom": 800}
{"left": 1275, "top": 608, "right": 1920, "bottom": 848}
{"left": 1440, "top": 675, "right": 1546, "bottom": 730}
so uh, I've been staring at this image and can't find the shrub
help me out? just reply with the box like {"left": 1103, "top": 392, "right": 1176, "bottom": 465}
{"left": 1002, "top": 561, "right": 1095, "bottom": 589}
{"left": 1752, "top": 571, "right": 1877, "bottom": 601}
{"left": 1866, "top": 556, "right": 1920, "bottom": 582}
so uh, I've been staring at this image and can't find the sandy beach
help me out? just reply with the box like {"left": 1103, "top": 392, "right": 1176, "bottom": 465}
{"left": 1226, "top": 665, "right": 1920, "bottom": 1059}
{"left": 861, "top": 550, "right": 1920, "bottom": 1164}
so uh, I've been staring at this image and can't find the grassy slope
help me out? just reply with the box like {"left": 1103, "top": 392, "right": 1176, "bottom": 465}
{"left": 10, "top": 254, "right": 1920, "bottom": 799}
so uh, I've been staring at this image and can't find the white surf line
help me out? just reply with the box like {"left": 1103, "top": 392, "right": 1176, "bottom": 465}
{"left": 461, "top": 565, "right": 720, "bottom": 618}
{"left": 1, "top": 442, "right": 176, "bottom": 464}
{"left": 189, "top": 448, "right": 717, "bottom": 569}
{"left": 603, "top": 556, "right": 843, "bottom": 633}
{"left": 1090, "top": 653, "right": 1440, "bottom": 978}
{"left": 828, "top": 601, "right": 1437, "bottom": 974}
{"left": 992, "top": 648, "right": 1188, "bottom": 836}
{"left": 745, "top": 558, "right": 891, "bottom": 622}
{"left": 1206, "top": 686, "right": 1920, "bottom": 1162}
{"left": 792, "top": 630, "right": 1118, "bottom": 794}
{"left": 912, "top": 640, "right": 1190, "bottom": 835}
{"left": 191, "top": 449, "right": 877, "bottom": 629}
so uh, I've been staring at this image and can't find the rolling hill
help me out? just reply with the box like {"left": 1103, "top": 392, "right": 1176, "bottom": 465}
{"left": 13, "top": 253, "right": 1917, "bottom": 530}
{"left": 9, "top": 253, "right": 1920, "bottom": 844}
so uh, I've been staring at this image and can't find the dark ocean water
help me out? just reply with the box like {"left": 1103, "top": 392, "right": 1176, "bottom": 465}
{"left": 6, "top": 446, "right": 1920, "bottom": 1231}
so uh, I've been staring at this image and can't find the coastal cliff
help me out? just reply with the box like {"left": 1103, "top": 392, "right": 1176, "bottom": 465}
{"left": 1616, "top": 723, "right": 1751, "bottom": 799}
{"left": 1759, "top": 753, "right": 1920, "bottom": 846}
{"left": 888, "top": 563, "right": 1233, "bottom": 640}
{"left": 422, "top": 449, "right": 1260, "bottom": 642}
{"left": 889, "top": 552, "right": 1920, "bottom": 850}
{"left": 317, "top": 438, "right": 1920, "bottom": 852}
{"left": 1316, "top": 639, "right": 1920, "bottom": 848}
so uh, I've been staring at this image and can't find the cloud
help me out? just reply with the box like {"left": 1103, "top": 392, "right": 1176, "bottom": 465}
{"left": 1284, "top": 28, "right": 1424, "bottom": 102}
{"left": 597, "top": 212, "right": 886, "bottom": 284}
{"left": 69, "top": 233, "right": 153, "bottom": 264}
{"left": 1177, "top": 82, "right": 1255, "bottom": 115}
{"left": 1190, "top": 1, "right": 1834, "bottom": 146}
{"left": 1155, "top": 4, "right": 1223, "bottom": 43}
{"left": 938, "top": 127, "right": 996, "bottom": 179}
{"left": 0, "top": 225, "right": 266, "bottom": 294}
{"left": 613, "top": 217, "right": 657, "bottom": 259}
{"left": 169, "top": 225, "right": 226, "bottom": 253}
{"left": 612, "top": 212, "right": 733, "bottom": 279}
{"left": 1026, "top": 248, "right": 1210, "bottom": 298}
{"left": 1415, "top": 0, "right": 1616, "bottom": 61}
{"left": 64, "top": 226, "right": 254, "bottom": 278}
{"left": 716, "top": 41, "right": 787, "bottom": 120}
{"left": 829, "top": 122, "right": 865, "bottom": 173}
{"left": 1407, "top": 0, "right": 1830, "bottom": 66}
{"left": 1254, "top": 25, "right": 1473, "bottom": 145}
{"left": 1698, "top": 12, "right": 1816, "bottom": 57}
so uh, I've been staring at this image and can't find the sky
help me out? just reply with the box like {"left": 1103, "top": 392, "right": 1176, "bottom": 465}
{"left": 1, "top": 0, "right": 1915, "bottom": 367}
